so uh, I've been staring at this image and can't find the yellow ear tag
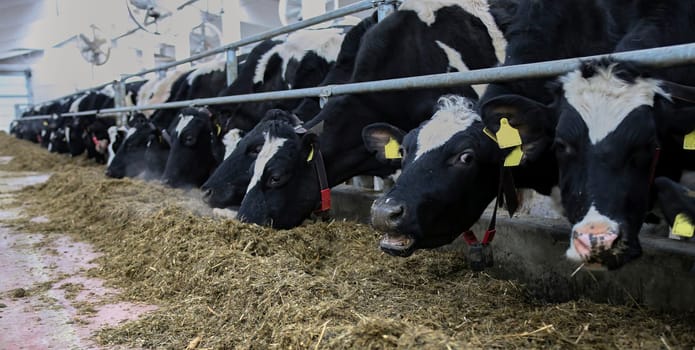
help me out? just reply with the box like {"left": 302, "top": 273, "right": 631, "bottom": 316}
{"left": 307, "top": 146, "right": 314, "bottom": 162}
{"left": 683, "top": 130, "right": 695, "bottom": 150}
{"left": 483, "top": 127, "right": 498, "bottom": 144}
{"left": 672, "top": 213, "right": 695, "bottom": 238}
{"left": 504, "top": 146, "right": 524, "bottom": 167}
{"left": 384, "top": 137, "right": 401, "bottom": 159}
{"left": 496, "top": 117, "right": 522, "bottom": 149}
{"left": 215, "top": 123, "right": 222, "bottom": 136}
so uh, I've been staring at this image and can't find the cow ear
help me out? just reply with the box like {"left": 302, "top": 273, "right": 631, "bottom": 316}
{"left": 480, "top": 94, "right": 556, "bottom": 163}
{"left": 654, "top": 96, "right": 695, "bottom": 144}
{"left": 362, "top": 123, "right": 406, "bottom": 163}
{"left": 655, "top": 177, "right": 695, "bottom": 238}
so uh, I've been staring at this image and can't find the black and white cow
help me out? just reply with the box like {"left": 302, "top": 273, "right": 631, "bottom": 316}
{"left": 200, "top": 13, "right": 379, "bottom": 208}
{"left": 201, "top": 110, "right": 304, "bottom": 208}
{"left": 236, "top": 0, "right": 508, "bottom": 228}
{"left": 163, "top": 27, "right": 349, "bottom": 189}
{"left": 211, "top": 26, "right": 347, "bottom": 133}
{"left": 208, "top": 39, "right": 282, "bottom": 131}
{"left": 364, "top": 96, "right": 500, "bottom": 255}
{"left": 105, "top": 113, "right": 170, "bottom": 179}
{"left": 160, "top": 108, "right": 226, "bottom": 188}
{"left": 479, "top": 1, "right": 695, "bottom": 269}
{"left": 364, "top": 0, "right": 626, "bottom": 257}
{"left": 106, "top": 71, "right": 191, "bottom": 179}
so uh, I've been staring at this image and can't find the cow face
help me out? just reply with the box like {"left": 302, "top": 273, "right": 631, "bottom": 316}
{"left": 160, "top": 108, "right": 220, "bottom": 188}
{"left": 236, "top": 121, "right": 318, "bottom": 229}
{"left": 106, "top": 116, "right": 155, "bottom": 178}
{"left": 365, "top": 96, "right": 500, "bottom": 256}
{"left": 106, "top": 126, "right": 126, "bottom": 166}
{"left": 554, "top": 60, "right": 666, "bottom": 269}
{"left": 201, "top": 109, "right": 303, "bottom": 208}
{"left": 66, "top": 117, "right": 87, "bottom": 157}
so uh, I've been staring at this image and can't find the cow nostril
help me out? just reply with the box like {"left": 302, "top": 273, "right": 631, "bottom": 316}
{"left": 372, "top": 199, "right": 406, "bottom": 229}
{"left": 389, "top": 204, "right": 404, "bottom": 221}
{"left": 202, "top": 188, "right": 213, "bottom": 201}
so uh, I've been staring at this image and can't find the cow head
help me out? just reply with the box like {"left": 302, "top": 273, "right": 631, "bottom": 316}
{"left": 490, "top": 59, "right": 690, "bottom": 269}
{"left": 160, "top": 108, "right": 222, "bottom": 188}
{"left": 365, "top": 96, "right": 500, "bottom": 256}
{"left": 551, "top": 60, "right": 672, "bottom": 269}
{"left": 201, "top": 109, "right": 302, "bottom": 208}
{"left": 236, "top": 119, "right": 319, "bottom": 228}
{"left": 106, "top": 126, "right": 127, "bottom": 166}
{"left": 106, "top": 115, "right": 157, "bottom": 178}
{"left": 66, "top": 117, "right": 87, "bottom": 157}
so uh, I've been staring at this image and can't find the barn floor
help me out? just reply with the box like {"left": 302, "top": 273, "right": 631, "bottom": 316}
{"left": 1, "top": 132, "right": 695, "bottom": 349}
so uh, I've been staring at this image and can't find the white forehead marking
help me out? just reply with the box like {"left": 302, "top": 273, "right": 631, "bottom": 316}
{"left": 253, "top": 28, "right": 344, "bottom": 84}
{"left": 561, "top": 64, "right": 668, "bottom": 144}
{"left": 223, "top": 128, "right": 244, "bottom": 160}
{"left": 142, "top": 70, "right": 188, "bottom": 117}
{"left": 100, "top": 84, "right": 116, "bottom": 98}
{"left": 400, "top": 0, "right": 506, "bottom": 63}
{"left": 69, "top": 94, "right": 88, "bottom": 113}
{"left": 566, "top": 204, "right": 619, "bottom": 262}
{"left": 187, "top": 59, "right": 225, "bottom": 85}
{"left": 415, "top": 95, "right": 480, "bottom": 161}
{"left": 125, "top": 127, "right": 136, "bottom": 140}
{"left": 435, "top": 40, "right": 486, "bottom": 97}
{"left": 175, "top": 115, "right": 195, "bottom": 135}
{"left": 247, "top": 133, "right": 288, "bottom": 194}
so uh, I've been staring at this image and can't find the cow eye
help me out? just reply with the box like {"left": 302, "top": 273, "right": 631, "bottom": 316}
{"left": 457, "top": 151, "right": 474, "bottom": 165}
{"left": 248, "top": 144, "right": 263, "bottom": 157}
{"left": 184, "top": 135, "right": 197, "bottom": 146}
{"left": 266, "top": 173, "right": 288, "bottom": 188}
{"left": 554, "top": 138, "right": 573, "bottom": 157}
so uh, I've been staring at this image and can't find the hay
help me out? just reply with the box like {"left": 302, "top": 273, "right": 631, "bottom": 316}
{"left": 0, "top": 131, "right": 99, "bottom": 171}
{"left": 1, "top": 132, "right": 695, "bottom": 349}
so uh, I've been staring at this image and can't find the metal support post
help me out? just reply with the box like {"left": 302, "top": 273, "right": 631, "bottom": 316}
{"left": 377, "top": 0, "right": 398, "bottom": 22}
{"left": 113, "top": 80, "right": 128, "bottom": 126}
{"left": 226, "top": 48, "right": 239, "bottom": 86}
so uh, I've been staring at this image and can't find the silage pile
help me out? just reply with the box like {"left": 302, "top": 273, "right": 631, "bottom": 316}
{"left": 2, "top": 132, "right": 695, "bottom": 349}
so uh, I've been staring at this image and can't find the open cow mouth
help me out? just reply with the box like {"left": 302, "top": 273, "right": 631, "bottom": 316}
{"left": 379, "top": 233, "right": 416, "bottom": 257}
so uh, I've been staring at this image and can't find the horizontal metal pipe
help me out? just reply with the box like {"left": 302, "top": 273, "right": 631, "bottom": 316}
{"left": 120, "top": 0, "right": 376, "bottom": 79}
{"left": 19, "top": 43, "right": 695, "bottom": 121}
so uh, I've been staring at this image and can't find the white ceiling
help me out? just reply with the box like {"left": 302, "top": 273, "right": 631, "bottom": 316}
{"left": 0, "top": 0, "right": 363, "bottom": 64}
{"left": 0, "top": 0, "right": 45, "bottom": 56}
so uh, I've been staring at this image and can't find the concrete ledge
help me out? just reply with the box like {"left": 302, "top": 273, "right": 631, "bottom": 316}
{"left": 331, "top": 185, "right": 695, "bottom": 312}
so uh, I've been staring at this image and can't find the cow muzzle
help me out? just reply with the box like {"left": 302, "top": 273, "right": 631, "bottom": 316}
{"left": 371, "top": 197, "right": 416, "bottom": 257}
{"left": 371, "top": 197, "right": 405, "bottom": 231}
{"left": 569, "top": 220, "right": 619, "bottom": 264}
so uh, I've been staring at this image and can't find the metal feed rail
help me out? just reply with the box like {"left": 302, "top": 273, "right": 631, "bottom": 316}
{"left": 17, "top": 42, "right": 695, "bottom": 121}
{"left": 26, "top": 0, "right": 387, "bottom": 111}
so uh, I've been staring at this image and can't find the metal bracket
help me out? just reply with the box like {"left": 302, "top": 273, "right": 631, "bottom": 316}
{"left": 226, "top": 48, "right": 239, "bottom": 86}
{"left": 374, "top": 0, "right": 399, "bottom": 21}
{"left": 319, "top": 87, "right": 334, "bottom": 109}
